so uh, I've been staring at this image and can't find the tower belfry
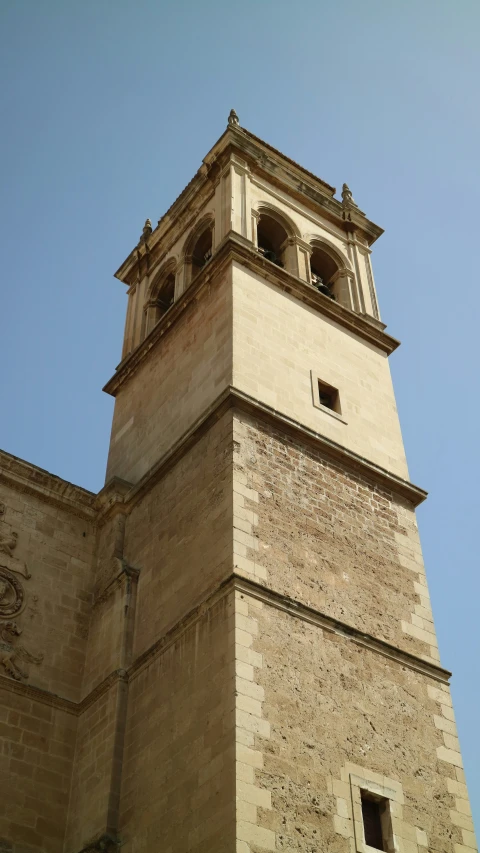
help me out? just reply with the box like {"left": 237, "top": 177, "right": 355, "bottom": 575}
{"left": 94, "top": 112, "right": 476, "bottom": 852}
{"left": 0, "top": 113, "right": 476, "bottom": 853}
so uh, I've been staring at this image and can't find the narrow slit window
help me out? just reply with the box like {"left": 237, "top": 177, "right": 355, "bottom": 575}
{"left": 361, "top": 791, "right": 391, "bottom": 851}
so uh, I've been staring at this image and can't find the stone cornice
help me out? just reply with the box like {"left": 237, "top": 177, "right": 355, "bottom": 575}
{"left": 0, "top": 449, "right": 96, "bottom": 521}
{"left": 0, "top": 667, "right": 128, "bottom": 717}
{"left": 127, "top": 386, "right": 426, "bottom": 508}
{"left": 0, "top": 574, "right": 449, "bottom": 715}
{"left": 117, "top": 385, "right": 426, "bottom": 511}
{"left": 230, "top": 127, "right": 383, "bottom": 245}
{"left": 94, "top": 477, "right": 133, "bottom": 524}
{"left": 115, "top": 178, "right": 217, "bottom": 287}
{"left": 230, "top": 389, "right": 427, "bottom": 507}
{"left": 104, "top": 241, "right": 232, "bottom": 397}
{"left": 104, "top": 233, "right": 399, "bottom": 399}
{"left": 114, "top": 125, "right": 383, "bottom": 285}
{"left": 233, "top": 576, "right": 451, "bottom": 684}
{"left": 0, "top": 671, "right": 78, "bottom": 714}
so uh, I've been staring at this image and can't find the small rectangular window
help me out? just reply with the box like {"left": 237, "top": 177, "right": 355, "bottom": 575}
{"left": 361, "top": 791, "right": 392, "bottom": 851}
{"left": 317, "top": 379, "right": 340, "bottom": 414}
{"left": 310, "top": 371, "right": 346, "bottom": 422}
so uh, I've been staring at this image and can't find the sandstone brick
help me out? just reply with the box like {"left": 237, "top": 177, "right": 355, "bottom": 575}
{"left": 236, "top": 744, "right": 263, "bottom": 769}
{"left": 237, "top": 820, "right": 275, "bottom": 849}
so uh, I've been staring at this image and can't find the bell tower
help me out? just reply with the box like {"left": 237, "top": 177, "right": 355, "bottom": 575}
{"left": 74, "top": 111, "right": 476, "bottom": 852}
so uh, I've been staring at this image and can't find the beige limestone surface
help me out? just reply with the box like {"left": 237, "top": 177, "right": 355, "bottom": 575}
{"left": 232, "top": 263, "right": 408, "bottom": 479}
{"left": 0, "top": 118, "right": 476, "bottom": 853}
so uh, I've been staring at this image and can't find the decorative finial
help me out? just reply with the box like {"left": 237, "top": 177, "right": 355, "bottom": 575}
{"left": 341, "top": 183, "right": 357, "bottom": 207}
{"left": 228, "top": 108, "right": 239, "bottom": 127}
{"left": 139, "top": 218, "right": 152, "bottom": 242}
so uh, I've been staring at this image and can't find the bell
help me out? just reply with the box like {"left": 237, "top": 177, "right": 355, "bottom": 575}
{"left": 317, "top": 283, "right": 331, "bottom": 297}
{"left": 312, "top": 273, "right": 334, "bottom": 299}
{"left": 263, "top": 249, "right": 277, "bottom": 263}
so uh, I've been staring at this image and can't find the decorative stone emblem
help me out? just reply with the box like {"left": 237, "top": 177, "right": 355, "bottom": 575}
{"left": 0, "top": 526, "right": 41, "bottom": 680}
{"left": 0, "top": 568, "right": 25, "bottom": 618}
{"left": 228, "top": 108, "right": 239, "bottom": 127}
{"left": 0, "top": 621, "right": 43, "bottom": 680}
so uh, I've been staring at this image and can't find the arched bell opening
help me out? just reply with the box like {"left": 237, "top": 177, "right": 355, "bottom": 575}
{"left": 309, "top": 246, "right": 338, "bottom": 300}
{"left": 155, "top": 273, "right": 176, "bottom": 320}
{"left": 257, "top": 214, "right": 289, "bottom": 269}
{"left": 191, "top": 227, "right": 213, "bottom": 278}
{"left": 142, "top": 269, "right": 176, "bottom": 339}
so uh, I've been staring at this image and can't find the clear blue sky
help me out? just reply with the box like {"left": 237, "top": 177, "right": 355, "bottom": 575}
{"left": 1, "top": 0, "right": 478, "bottom": 829}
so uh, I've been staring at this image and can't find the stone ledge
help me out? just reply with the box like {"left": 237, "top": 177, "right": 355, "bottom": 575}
{"left": 0, "top": 449, "right": 96, "bottom": 520}
{"left": 0, "top": 573, "right": 450, "bottom": 715}
{"left": 120, "top": 387, "right": 427, "bottom": 510}
{"left": 230, "top": 388, "right": 427, "bottom": 507}
{"left": 234, "top": 576, "right": 451, "bottom": 685}
{"left": 0, "top": 667, "right": 128, "bottom": 717}
{"left": 114, "top": 124, "right": 381, "bottom": 288}
{"left": 104, "top": 232, "right": 400, "bottom": 398}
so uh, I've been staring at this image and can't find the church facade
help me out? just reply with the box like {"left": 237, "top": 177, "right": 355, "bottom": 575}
{"left": 0, "top": 112, "right": 476, "bottom": 853}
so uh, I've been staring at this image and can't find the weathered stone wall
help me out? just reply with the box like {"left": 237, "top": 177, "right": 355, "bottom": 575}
{"left": 60, "top": 411, "right": 234, "bottom": 851}
{"left": 63, "top": 683, "right": 120, "bottom": 853}
{"left": 118, "top": 592, "right": 236, "bottom": 853}
{"left": 237, "top": 595, "right": 474, "bottom": 853}
{"left": 0, "top": 457, "right": 95, "bottom": 852}
{"left": 232, "top": 412, "right": 439, "bottom": 664}
{"left": 0, "top": 476, "right": 95, "bottom": 700}
{"left": 0, "top": 687, "right": 77, "bottom": 853}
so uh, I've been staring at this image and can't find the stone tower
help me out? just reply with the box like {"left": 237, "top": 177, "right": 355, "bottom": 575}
{"left": 0, "top": 113, "right": 476, "bottom": 853}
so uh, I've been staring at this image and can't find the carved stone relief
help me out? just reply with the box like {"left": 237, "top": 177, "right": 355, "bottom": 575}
{"left": 0, "top": 528, "right": 31, "bottom": 578}
{"left": 0, "top": 621, "right": 43, "bottom": 680}
{"left": 0, "top": 568, "right": 25, "bottom": 618}
{"left": 0, "top": 524, "right": 42, "bottom": 680}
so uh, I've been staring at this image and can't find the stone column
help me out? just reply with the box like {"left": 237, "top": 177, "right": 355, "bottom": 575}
{"left": 280, "top": 237, "right": 299, "bottom": 277}
{"left": 251, "top": 209, "right": 260, "bottom": 249}
{"left": 174, "top": 258, "right": 187, "bottom": 299}
{"left": 330, "top": 268, "right": 356, "bottom": 310}
{"left": 295, "top": 238, "right": 314, "bottom": 284}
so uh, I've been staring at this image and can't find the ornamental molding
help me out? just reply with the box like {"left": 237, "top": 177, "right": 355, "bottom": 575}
{"left": 0, "top": 568, "right": 26, "bottom": 619}
{"left": 0, "top": 570, "right": 449, "bottom": 720}
{"left": 113, "top": 384, "right": 427, "bottom": 512}
{"left": 115, "top": 126, "right": 383, "bottom": 286}
{"left": 0, "top": 451, "right": 96, "bottom": 521}
{"left": 104, "top": 234, "right": 399, "bottom": 400}
{"left": 233, "top": 576, "right": 450, "bottom": 684}
{"left": 0, "top": 666, "right": 128, "bottom": 716}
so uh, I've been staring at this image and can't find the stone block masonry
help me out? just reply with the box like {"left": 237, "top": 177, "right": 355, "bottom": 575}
{"left": 233, "top": 411, "right": 440, "bottom": 662}
{"left": 0, "top": 114, "right": 476, "bottom": 851}
{"left": 0, "top": 401, "right": 476, "bottom": 852}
